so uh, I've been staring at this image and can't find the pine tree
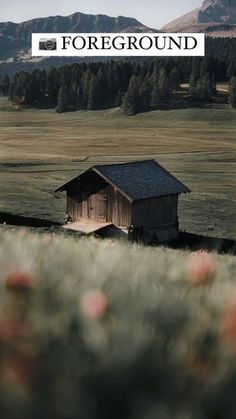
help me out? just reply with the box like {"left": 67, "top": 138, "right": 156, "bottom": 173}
{"left": 121, "top": 76, "right": 141, "bottom": 116}
{"left": 56, "top": 86, "right": 69, "bottom": 113}
{"left": 30, "top": 69, "right": 46, "bottom": 105}
{"left": 196, "top": 73, "right": 213, "bottom": 101}
{"left": 47, "top": 67, "right": 60, "bottom": 106}
{"left": 87, "top": 75, "right": 96, "bottom": 110}
{"left": 0, "top": 75, "right": 10, "bottom": 96}
{"left": 139, "top": 79, "right": 152, "bottom": 112}
{"left": 189, "top": 57, "right": 201, "bottom": 97}
{"left": 158, "top": 68, "right": 171, "bottom": 101}
{"left": 81, "top": 69, "right": 93, "bottom": 109}
{"left": 227, "top": 61, "right": 236, "bottom": 79}
{"left": 10, "top": 72, "right": 32, "bottom": 105}
{"left": 8, "top": 79, "right": 14, "bottom": 102}
{"left": 191, "top": 57, "right": 201, "bottom": 81}
{"left": 76, "top": 85, "right": 83, "bottom": 109}
{"left": 169, "top": 67, "right": 180, "bottom": 91}
{"left": 189, "top": 71, "right": 198, "bottom": 97}
{"left": 229, "top": 77, "right": 236, "bottom": 108}
{"left": 150, "top": 66, "right": 160, "bottom": 108}
{"left": 210, "top": 75, "right": 216, "bottom": 96}
{"left": 200, "top": 58, "right": 209, "bottom": 78}
{"left": 87, "top": 74, "right": 102, "bottom": 110}
{"left": 106, "top": 63, "right": 119, "bottom": 104}
{"left": 115, "top": 89, "right": 122, "bottom": 107}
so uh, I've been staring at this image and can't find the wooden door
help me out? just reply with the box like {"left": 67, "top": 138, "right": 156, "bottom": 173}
{"left": 88, "top": 194, "right": 96, "bottom": 219}
{"left": 98, "top": 194, "right": 108, "bottom": 221}
{"left": 81, "top": 192, "right": 89, "bottom": 219}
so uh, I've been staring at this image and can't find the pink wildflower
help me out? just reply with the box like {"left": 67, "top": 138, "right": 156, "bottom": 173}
{"left": 186, "top": 251, "right": 215, "bottom": 285}
{"left": 6, "top": 270, "right": 35, "bottom": 292}
{"left": 80, "top": 289, "right": 108, "bottom": 319}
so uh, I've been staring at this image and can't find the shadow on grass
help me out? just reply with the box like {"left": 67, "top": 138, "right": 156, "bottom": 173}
{"left": 0, "top": 212, "right": 60, "bottom": 228}
{"left": 0, "top": 212, "right": 235, "bottom": 255}
{"left": 166, "top": 231, "right": 236, "bottom": 256}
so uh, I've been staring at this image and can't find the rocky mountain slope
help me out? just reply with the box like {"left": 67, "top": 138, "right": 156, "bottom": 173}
{"left": 162, "top": 0, "right": 236, "bottom": 36}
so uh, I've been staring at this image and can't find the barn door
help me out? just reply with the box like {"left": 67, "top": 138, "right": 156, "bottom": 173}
{"left": 88, "top": 195, "right": 96, "bottom": 219}
{"left": 81, "top": 192, "right": 89, "bottom": 219}
{"left": 98, "top": 194, "right": 108, "bottom": 221}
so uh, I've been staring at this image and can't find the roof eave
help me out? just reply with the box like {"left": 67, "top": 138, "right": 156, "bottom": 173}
{"left": 54, "top": 167, "right": 134, "bottom": 201}
{"left": 132, "top": 189, "right": 191, "bottom": 202}
{"left": 54, "top": 167, "right": 92, "bottom": 193}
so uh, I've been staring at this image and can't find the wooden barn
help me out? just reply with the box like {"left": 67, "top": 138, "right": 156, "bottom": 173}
{"left": 55, "top": 160, "right": 190, "bottom": 243}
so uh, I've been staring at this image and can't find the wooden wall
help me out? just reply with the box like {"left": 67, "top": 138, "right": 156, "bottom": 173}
{"left": 66, "top": 171, "right": 131, "bottom": 227}
{"left": 65, "top": 171, "right": 179, "bottom": 231}
{"left": 131, "top": 195, "right": 178, "bottom": 229}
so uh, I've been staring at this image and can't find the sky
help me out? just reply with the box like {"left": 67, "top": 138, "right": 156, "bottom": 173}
{"left": 1, "top": 0, "right": 201, "bottom": 28}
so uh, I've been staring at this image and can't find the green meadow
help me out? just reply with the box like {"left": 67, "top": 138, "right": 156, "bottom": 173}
{"left": 0, "top": 97, "right": 235, "bottom": 238}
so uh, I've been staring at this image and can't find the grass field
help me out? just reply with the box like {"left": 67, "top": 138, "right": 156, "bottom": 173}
{"left": 0, "top": 93, "right": 236, "bottom": 418}
{"left": 0, "top": 96, "right": 236, "bottom": 239}
{"left": 0, "top": 229, "right": 236, "bottom": 418}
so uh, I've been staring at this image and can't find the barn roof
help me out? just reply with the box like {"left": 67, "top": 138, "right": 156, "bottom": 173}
{"left": 55, "top": 159, "right": 190, "bottom": 201}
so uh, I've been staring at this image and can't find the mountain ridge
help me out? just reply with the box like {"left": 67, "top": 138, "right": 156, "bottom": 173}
{"left": 162, "top": 0, "right": 236, "bottom": 35}
{"left": 0, "top": 11, "right": 157, "bottom": 62}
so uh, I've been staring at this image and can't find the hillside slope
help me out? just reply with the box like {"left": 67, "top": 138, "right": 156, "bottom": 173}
{"left": 162, "top": 0, "right": 236, "bottom": 36}
{"left": 0, "top": 12, "right": 156, "bottom": 62}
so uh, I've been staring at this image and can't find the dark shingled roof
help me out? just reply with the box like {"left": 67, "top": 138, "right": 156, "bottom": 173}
{"left": 55, "top": 160, "right": 190, "bottom": 201}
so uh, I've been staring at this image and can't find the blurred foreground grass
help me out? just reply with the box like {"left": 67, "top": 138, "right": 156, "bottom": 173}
{"left": 0, "top": 230, "right": 236, "bottom": 418}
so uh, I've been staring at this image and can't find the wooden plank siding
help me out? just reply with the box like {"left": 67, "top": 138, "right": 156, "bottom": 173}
{"left": 65, "top": 170, "right": 179, "bottom": 233}
{"left": 131, "top": 195, "right": 178, "bottom": 229}
{"left": 66, "top": 171, "right": 131, "bottom": 227}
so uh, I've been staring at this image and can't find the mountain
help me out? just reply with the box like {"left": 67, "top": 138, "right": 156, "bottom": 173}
{"left": 162, "top": 0, "right": 236, "bottom": 36}
{"left": 0, "top": 12, "right": 156, "bottom": 63}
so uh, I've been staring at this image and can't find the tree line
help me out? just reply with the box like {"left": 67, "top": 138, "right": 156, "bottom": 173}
{"left": 1, "top": 52, "right": 236, "bottom": 115}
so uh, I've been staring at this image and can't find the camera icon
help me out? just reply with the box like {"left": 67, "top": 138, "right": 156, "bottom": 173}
{"left": 39, "top": 38, "right": 57, "bottom": 51}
